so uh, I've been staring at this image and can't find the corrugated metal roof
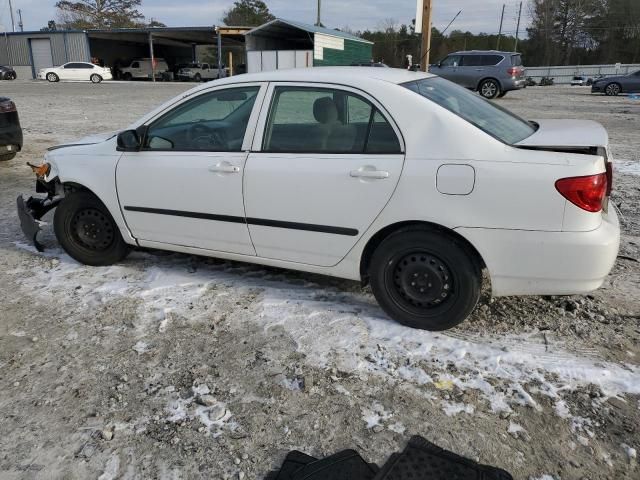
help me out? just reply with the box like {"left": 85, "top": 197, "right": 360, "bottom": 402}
{"left": 245, "top": 18, "right": 373, "bottom": 44}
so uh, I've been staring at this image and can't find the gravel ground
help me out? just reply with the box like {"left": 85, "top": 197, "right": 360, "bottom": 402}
{"left": 0, "top": 80, "right": 639, "bottom": 480}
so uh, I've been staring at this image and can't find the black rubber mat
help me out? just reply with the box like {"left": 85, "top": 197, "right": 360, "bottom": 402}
{"left": 373, "top": 436, "right": 514, "bottom": 480}
{"left": 290, "top": 449, "right": 379, "bottom": 480}
{"left": 265, "top": 451, "right": 317, "bottom": 480}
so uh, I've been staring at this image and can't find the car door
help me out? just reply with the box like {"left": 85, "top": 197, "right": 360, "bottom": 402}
{"left": 455, "top": 55, "right": 484, "bottom": 88}
{"left": 116, "top": 83, "right": 267, "bottom": 254}
{"left": 129, "top": 61, "right": 141, "bottom": 78}
{"left": 430, "top": 55, "right": 462, "bottom": 83}
{"left": 61, "top": 62, "right": 81, "bottom": 80}
{"left": 243, "top": 83, "right": 405, "bottom": 267}
{"left": 628, "top": 70, "right": 640, "bottom": 92}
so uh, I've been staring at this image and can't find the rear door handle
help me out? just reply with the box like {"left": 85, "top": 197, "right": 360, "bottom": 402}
{"left": 350, "top": 168, "right": 389, "bottom": 179}
{"left": 209, "top": 162, "right": 240, "bottom": 174}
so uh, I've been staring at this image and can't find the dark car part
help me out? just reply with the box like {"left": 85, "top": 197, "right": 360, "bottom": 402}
{"left": 0, "top": 98, "right": 23, "bottom": 161}
{"left": 17, "top": 194, "right": 62, "bottom": 252}
{"left": 0, "top": 66, "right": 17, "bottom": 80}
{"left": 266, "top": 436, "right": 513, "bottom": 480}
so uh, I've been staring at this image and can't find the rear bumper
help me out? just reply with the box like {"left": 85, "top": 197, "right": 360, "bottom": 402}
{"left": 456, "top": 209, "right": 620, "bottom": 297}
{"left": 0, "top": 123, "right": 23, "bottom": 151}
{"left": 503, "top": 78, "right": 526, "bottom": 91}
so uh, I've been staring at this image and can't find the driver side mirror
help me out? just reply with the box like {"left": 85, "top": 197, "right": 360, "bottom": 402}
{"left": 117, "top": 129, "right": 142, "bottom": 152}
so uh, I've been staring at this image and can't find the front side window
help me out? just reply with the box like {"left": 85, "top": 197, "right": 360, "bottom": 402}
{"left": 403, "top": 77, "right": 536, "bottom": 144}
{"left": 262, "top": 87, "right": 401, "bottom": 154}
{"left": 145, "top": 86, "right": 260, "bottom": 152}
{"left": 441, "top": 55, "right": 461, "bottom": 67}
{"left": 131, "top": 62, "right": 140, "bottom": 68}
{"left": 461, "top": 55, "right": 483, "bottom": 67}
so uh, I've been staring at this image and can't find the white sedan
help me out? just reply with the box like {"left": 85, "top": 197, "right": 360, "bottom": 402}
{"left": 38, "top": 62, "right": 112, "bottom": 83}
{"left": 18, "top": 68, "right": 619, "bottom": 331}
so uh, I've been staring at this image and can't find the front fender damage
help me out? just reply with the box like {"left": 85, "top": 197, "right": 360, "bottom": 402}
{"left": 17, "top": 175, "right": 62, "bottom": 252}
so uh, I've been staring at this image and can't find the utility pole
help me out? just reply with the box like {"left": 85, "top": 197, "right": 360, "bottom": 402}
{"left": 17, "top": 9, "right": 24, "bottom": 32}
{"left": 496, "top": 3, "right": 505, "bottom": 50}
{"left": 8, "top": 0, "right": 16, "bottom": 32}
{"left": 419, "top": 0, "right": 433, "bottom": 71}
{"left": 316, "top": 0, "right": 321, "bottom": 27}
{"left": 514, "top": 1, "right": 522, "bottom": 51}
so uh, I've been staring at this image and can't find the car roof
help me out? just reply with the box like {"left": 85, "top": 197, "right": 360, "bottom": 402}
{"left": 451, "top": 50, "right": 519, "bottom": 55}
{"left": 209, "top": 67, "right": 433, "bottom": 88}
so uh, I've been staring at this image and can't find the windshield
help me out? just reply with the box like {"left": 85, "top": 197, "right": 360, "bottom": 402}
{"left": 402, "top": 77, "right": 536, "bottom": 144}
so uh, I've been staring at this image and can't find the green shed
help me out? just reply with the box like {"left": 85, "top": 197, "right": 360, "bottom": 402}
{"left": 245, "top": 18, "right": 373, "bottom": 73}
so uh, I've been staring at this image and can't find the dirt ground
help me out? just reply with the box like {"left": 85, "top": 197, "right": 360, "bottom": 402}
{"left": 0, "top": 80, "right": 639, "bottom": 480}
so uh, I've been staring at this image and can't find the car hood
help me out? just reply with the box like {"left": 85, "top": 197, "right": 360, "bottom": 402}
{"left": 516, "top": 119, "right": 608, "bottom": 149}
{"left": 47, "top": 131, "right": 117, "bottom": 151}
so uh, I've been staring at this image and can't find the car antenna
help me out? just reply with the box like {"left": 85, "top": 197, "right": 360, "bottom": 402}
{"left": 420, "top": 10, "right": 462, "bottom": 66}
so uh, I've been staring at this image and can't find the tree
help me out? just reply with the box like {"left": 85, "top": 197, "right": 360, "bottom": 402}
{"left": 222, "top": 0, "right": 275, "bottom": 27}
{"left": 55, "top": 0, "right": 145, "bottom": 29}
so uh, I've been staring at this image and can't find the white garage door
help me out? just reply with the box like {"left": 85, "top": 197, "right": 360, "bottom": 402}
{"left": 31, "top": 38, "right": 53, "bottom": 75}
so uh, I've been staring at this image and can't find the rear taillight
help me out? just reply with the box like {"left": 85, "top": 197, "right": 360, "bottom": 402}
{"left": 555, "top": 173, "right": 608, "bottom": 213}
{"left": 0, "top": 100, "right": 16, "bottom": 113}
{"left": 507, "top": 67, "right": 518, "bottom": 76}
{"left": 605, "top": 162, "right": 613, "bottom": 196}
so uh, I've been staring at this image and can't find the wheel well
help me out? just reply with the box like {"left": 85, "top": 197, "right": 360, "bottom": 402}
{"left": 62, "top": 182, "right": 94, "bottom": 195}
{"left": 359, "top": 221, "right": 486, "bottom": 284}
{"left": 477, "top": 77, "right": 501, "bottom": 91}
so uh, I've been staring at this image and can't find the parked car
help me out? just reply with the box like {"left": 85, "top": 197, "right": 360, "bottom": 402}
{"left": 177, "top": 63, "right": 224, "bottom": 82}
{"left": 38, "top": 62, "right": 112, "bottom": 83}
{"left": 17, "top": 68, "right": 619, "bottom": 331}
{"left": 0, "top": 65, "right": 17, "bottom": 80}
{"left": 570, "top": 76, "right": 588, "bottom": 86}
{"left": 120, "top": 58, "right": 170, "bottom": 81}
{"left": 429, "top": 50, "right": 525, "bottom": 99}
{"left": 0, "top": 97, "right": 22, "bottom": 161}
{"left": 591, "top": 70, "right": 640, "bottom": 96}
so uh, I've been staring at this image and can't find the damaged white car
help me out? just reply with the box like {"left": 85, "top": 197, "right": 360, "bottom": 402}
{"left": 18, "top": 68, "right": 620, "bottom": 331}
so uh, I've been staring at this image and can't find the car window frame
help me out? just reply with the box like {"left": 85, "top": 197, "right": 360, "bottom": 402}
{"left": 440, "top": 55, "right": 462, "bottom": 68}
{"left": 139, "top": 82, "right": 268, "bottom": 153}
{"left": 252, "top": 82, "right": 405, "bottom": 155}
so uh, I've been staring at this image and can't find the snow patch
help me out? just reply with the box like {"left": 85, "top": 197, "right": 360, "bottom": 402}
{"left": 442, "top": 402, "right": 474, "bottom": 417}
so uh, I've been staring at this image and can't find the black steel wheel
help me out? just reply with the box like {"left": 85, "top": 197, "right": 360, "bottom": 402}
{"left": 479, "top": 79, "right": 501, "bottom": 99}
{"left": 54, "top": 191, "right": 130, "bottom": 266}
{"left": 369, "top": 228, "right": 481, "bottom": 331}
{"left": 605, "top": 83, "right": 621, "bottom": 96}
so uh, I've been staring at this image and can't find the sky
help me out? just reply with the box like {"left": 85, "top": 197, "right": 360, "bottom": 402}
{"left": 0, "top": 0, "right": 530, "bottom": 36}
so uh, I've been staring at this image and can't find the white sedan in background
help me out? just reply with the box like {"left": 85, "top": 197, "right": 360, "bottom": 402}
{"left": 38, "top": 62, "right": 112, "bottom": 83}
{"left": 18, "top": 68, "right": 619, "bottom": 331}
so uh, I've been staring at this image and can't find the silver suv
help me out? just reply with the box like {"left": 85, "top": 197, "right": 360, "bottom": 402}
{"left": 429, "top": 51, "right": 525, "bottom": 99}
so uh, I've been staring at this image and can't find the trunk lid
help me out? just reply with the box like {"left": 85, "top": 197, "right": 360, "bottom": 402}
{"left": 516, "top": 119, "right": 608, "bottom": 150}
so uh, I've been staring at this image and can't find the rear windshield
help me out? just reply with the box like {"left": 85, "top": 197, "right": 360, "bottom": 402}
{"left": 403, "top": 77, "right": 536, "bottom": 145}
{"left": 511, "top": 54, "right": 523, "bottom": 66}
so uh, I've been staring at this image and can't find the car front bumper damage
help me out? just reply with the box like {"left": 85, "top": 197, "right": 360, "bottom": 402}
{"left": 17, "top": 173, "right": 62, "bottom": 251}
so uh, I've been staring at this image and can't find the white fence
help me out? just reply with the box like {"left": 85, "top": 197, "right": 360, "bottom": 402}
{"left": 247, "top": 50, "right": 313, "bottom": 74}
{"left": 525, "top": 63, "right": 640, "bottom": 84}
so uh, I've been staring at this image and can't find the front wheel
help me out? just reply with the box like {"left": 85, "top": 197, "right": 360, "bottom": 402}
{"left": 54, "top": 191, "right": 130, "bottom": 266}
{"left": 369, "top": 229, "right": 481, "bottom": 331}
{"left": 46, "top": 72, "right": 59, "bottom": 82}
{"left": 605, "top": 83, "right": 621, "bottom": 96}
{"left": 90, "top": 74, "right": 103, "bottom": 84}
{"left": 194, "top": 73, "right": 202, "bottom": 82}
{"left": 479, "top": 79, "right": 500, "bottom": 99}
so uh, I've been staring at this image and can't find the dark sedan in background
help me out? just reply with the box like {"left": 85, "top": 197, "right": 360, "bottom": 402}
{"left": 0, "top": 97, "right": 22, "bottom": 161}
{"left": 591, "top": 70, "right": 640, "bottom": 96}
{"left": 0, "top": 65, "right": 17, "bottom": 80}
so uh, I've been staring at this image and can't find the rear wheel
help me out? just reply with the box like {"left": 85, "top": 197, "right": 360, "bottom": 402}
{"left": 605, "top": 83, "right": 621, "bottom": 96}
{"left": 497, "top": 91, "right": 508, "bottom": 98}
{"left": 194, "top": 73, "right": 202, "bottom": 82}
{"left": 478, "top": 79, "right": 501, "bottom": 99}
{"left": 122, "top": 72, "right": 132, "bottom": 81}
{"left": 54, "top": 191, "right": 130, "bottom": 266}
{"left": 46, "top": 72, "right": 59, "bottom": 82}
{"left": 90, "top": 74, "right": 103, "bottom": 84}
{"left": 369, "top": 229, "right": 481, "bottom": 331}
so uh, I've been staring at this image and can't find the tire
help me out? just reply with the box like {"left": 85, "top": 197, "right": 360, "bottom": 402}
{"left": 369, "top": 228, "right": 481, "bottom": 331}
{"left": 497, "top": 91, "right": 508, "bottom": 98}
{"left": 46, "top": 72, "right": 59, "bottom": 82}
{"left": 122, "top": 72, "right": 132, "bottom": 81}
{"left": 478, "top": 79, "right": 501, "bottom": 99}
{"left": 605, "top": 83, "right": 621, "bottom": 96}
{"left": 0, "top": 152, "right": 16, "bottom": 161}
{"left": 90, "top": 74, "right": 103, "bottom": 84}
{"left": 54, "top": 191, "right": 130, "bottom": 266}
{"left": 194, "top": 73, "right": 202, "bottom": 82}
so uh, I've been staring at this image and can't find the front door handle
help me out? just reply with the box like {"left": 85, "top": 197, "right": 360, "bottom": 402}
{"left": 350, "top": 167, "right": 390, "bottom": 179}
{"left": 209, "top": 162, "right": 240, "bottom": 174}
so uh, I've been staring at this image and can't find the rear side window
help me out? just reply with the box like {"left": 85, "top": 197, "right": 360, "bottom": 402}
{"left": 481, "top": 55, "right": 503, "bottom": 66}
{"left": 510, "top": 55, "right": 523, "bottom": 66}
{"left": 263, "top": 87, "right": 401, "bottom": 154}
